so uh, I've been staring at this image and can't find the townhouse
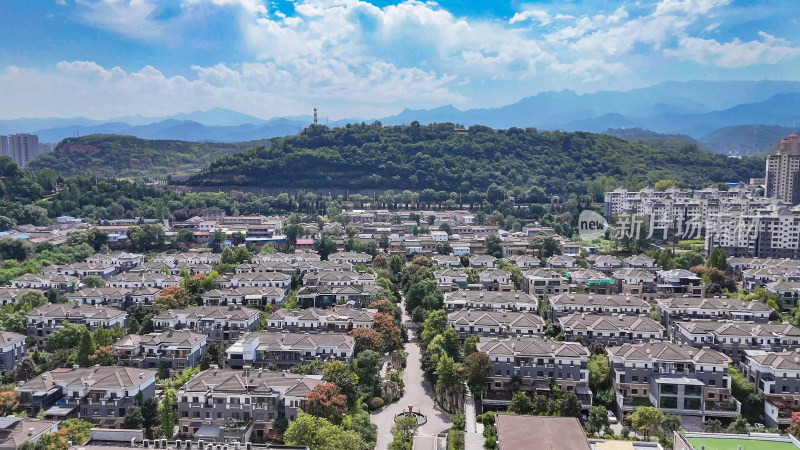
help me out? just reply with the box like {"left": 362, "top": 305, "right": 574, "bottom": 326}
{"left": 266, "top": 307, "right": 375, "bottom": 332}
{"left": 0, "top": 287, "right": 27, "bottom": 307}
{"left": 151, "top": 306, "right": 260, "bottom": 343}
{"left": 444, "top": 291, "right": 539, "bottom": 312}
{"left": 26, "top": 304, "right": 126, "bottom": 347}
{"left": 215, "top": 272, "right": 292, "bottom": 290}
{"left": 655, "top": 270, "right": 705, "bottom": 297}
{"left": 656, "top": 296, "right": 773, "bottom": 328}
{"left": 447, "top": 310, "right": 545, "bottom": 339}
{"left": 565, "top": 269, "right": 615, "bottom": 295}
{"left": 176, "top": 368, "right": 324, "bottom": 440}
{"left": 85, "top": 252, "right": 145, "bottom": 271}
{"left": 607, "top": 342, "right": 738, "bottom": 421}
{"left": 113, "top": 330, "right": 207, "bottom": 372}
{"left": 107, "top": 273, "right": 182, "bottom": 289}
{"left": 546, "top": 255, "right": 576, "bottom": 269}
{"left": 674, "top": 320, "right": 800, "bottom": 361}
{"left": 468, "top": 255, "right": 497, "bottom": 269}
{"left": 41, "top": 262, "right": 116, "bottom": 280}
{"left": 67, "top": 287, "right": 131, "bottom": 308}
{"left": 226, "top": 331, "right": 355, "bottom": 370}
{"left": 477, "top": 336, "right": 592, "bottom": 410}
{"left": 296, "top": 283, "right": 383, "bottom": 309}
{"left": 587, "top": 255, "right": 623, "bottom": 273}
{"left": 0, "top": 331, "right": 25, "bottom": 375}
{"left": 548, "top": 293, "right": 651, "bottom": 318}
{"left": 201, "top": 287, "right": 286, "bottom": 309}
{"left": 478, "top": 269, "right": 513, "bottom": 291}
{"left": 435, "top": 268, "right": 468, "bottom": 291}
{"left": 235, "top": 261, "right": 298, "bottom": 276}
{"left": 522, "top": 269, "right": 568, "bottom": 298}
{"left": 503, "top": 255, "right": 540, "bottom": 270}
{"left": 431, "top": 255, "right": 463, "bottom": 268}
{"left": 625, "top": 254, "right": 659, "bottom": 270}
{"left": 11, "top": 273, "right": 79, "bottom": 292}
{"left": 558, "top": 313, "right": 665, "bottom": 345}
{"left": 613, "top": 268, "right": 657, "bottom": 301}
{"left": 743, "top": 349, "right": 800, "bottom": 428}
{"left": 16, "top": 366, "right": 156, "bottom": 427}
{"left": 766, "top": 280, "right": 800, "bottom": 310}
{"left": 328, "top": 251, "right": 373, "bottom": 266}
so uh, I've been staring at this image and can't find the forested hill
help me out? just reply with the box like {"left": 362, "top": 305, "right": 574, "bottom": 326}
{"left": 26, "top": 135, "right": 267, "bottom": 179}
{"left": 187, "top": 122, "right": 764, "bottom": 197}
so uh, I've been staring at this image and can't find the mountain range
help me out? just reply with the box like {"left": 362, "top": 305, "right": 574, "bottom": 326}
{"left": 2, "top": 80, "right": 800, "bottom": 155}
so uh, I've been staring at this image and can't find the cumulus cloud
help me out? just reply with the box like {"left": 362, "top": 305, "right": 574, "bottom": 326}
{"left": 666, "top": 31, "right": 800, "bottom": 68}
{"left": 509, "top": 9, "right": 551, "bottom": 25}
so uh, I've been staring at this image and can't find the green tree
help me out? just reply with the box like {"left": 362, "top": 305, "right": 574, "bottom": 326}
{"left": 322, "top": 361, "right": 360, "bottom": 407}
{"left": 123, "top": 406, "right": 144, "bottom": 430}
{"left": 81, "top": 275, "right": 106, "bottom": 288}
{"left": 141, "top": 396, "right": 161, "bottom": 439}
{"left": 588, "top": 354, "right": 611, "bottom": 391}
{"left": 484, "top": 234, "right": 503, "bottom": 258}
{"left": 628, "top": 406, "right": 665, "bottom": 440}
{"left": 48, "top": 322, "right": 89, "bottom": 351}
{"left": 315, "top": 235, "right": 338, "bottom": 260}
{"left": 507, "top": 392, "right": 533, "bottom": 415}
{"left": 661, "top": 414, "right": 681, "bottom": 435}
{"left": 559, "top": 391, "right": 582, "bottom": 418}
{"left": 704, "top": 419, "right": 724, "bottom": 433}
{"left": 353, "top": 350, "right": 383, "bottom": 394}
{"left": 464, "top": 352, "right": 492, "bottom": 391}
{"left": 727, "top": 415, "right": 750, "bottom": 434}
{"left": 587, "top": 405, "right": 610, "bottom": 434}
{"left": 707, "top": 246, "right": 729, "bottom": 272}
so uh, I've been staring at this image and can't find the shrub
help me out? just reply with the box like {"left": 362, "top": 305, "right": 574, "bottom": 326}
{"left": 369, "top": 397, "right": 385, "bottom": 411}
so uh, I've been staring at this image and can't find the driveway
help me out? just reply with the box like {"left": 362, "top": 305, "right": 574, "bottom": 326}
{"left": 372, "top": 298, "right": 452, "bottom": 449}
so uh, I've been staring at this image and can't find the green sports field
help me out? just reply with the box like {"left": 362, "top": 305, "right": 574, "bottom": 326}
{"left": 687, "top": 437, "right": 799, "bottom": 450}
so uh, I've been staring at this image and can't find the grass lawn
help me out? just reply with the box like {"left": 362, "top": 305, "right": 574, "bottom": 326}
{"left": 687, "top": 437, "right": 799, "bottom": 450}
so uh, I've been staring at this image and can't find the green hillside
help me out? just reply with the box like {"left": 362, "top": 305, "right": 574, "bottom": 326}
{"left": 27, "top": 134, "right": 267, "bottom": 179}
{"left": 188, "top": 122, "right": 764, "bottom": 196}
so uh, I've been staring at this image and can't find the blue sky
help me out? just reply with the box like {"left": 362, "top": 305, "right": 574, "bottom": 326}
{"left": 1, "top": 0, "right": 798, "bottom": 120}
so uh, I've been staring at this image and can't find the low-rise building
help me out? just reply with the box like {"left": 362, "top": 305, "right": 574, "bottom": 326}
{"left": 11, "top": 273, "right": 79, "bottom": 292}
{"left": 201, "top": 287, "right": 286, "bottom": 308}
{"left": 447, "top": 310, "right": 545, "bottom": 339}
{"left": 151, "top": 306, "right": 259, "bottom": 343}
{"left": 107, "top": 273, "right": 182, "bottom": 289}
{"left": 504, "top": 255, "right": 540, "bottom": 269}
{"left": 67, "top": 287, "right": 131, "bottom": 308}
{"left": 625, "top": 254, "right": 658, "bottom": 270}
{"left": 266, "top": 307, "right": 375, "bottom": 332}
{"left": 0, "top": 417, "right": 60, "bottom": 450}
{"left": 16, "top": 366, "right": 156, "bottom": 427}
{"left": 656, "top": 296, "right": 772, "bottom": 328}
{"left": 546, "top": 255, "right": 575, "bottom": 269}
{"left": 548, "top": 293, "right": 651, "bottom": 318}
{"left": 477, "top": 336, "right": 591, "bottom": 410}
{"left": 522, "top": 269, "right": 567, "bottom": 298}
{"left": 113, "top": 330, "right": 207, "bottom": 372}
{"left": 673, "top": 320, "right": 800, "bottom": 361}
{"left": 0, "top": 331, "right": 26, "bottom": 375}
{"left": 587, "top": 255, "right": 622, "bottom": 272}
{"left": 558, "top": 313, "right": 665, "bottom": 345}
{"left": 742, "top": 349, "right": 800, "bottom": 428}
{"left": 607, "top": 342, "right": 738, "bottom": 422}
{"left": 565, "top": 269, "right": 615, "bottom": 295}
{"left": 613, "top": 268, "right": 656, "bottom": 301}
{"left": 434, "top": 268, "right": 468, "bottom": 291}
{"left": 444, "top": 290, "right": 539, "bottom": 312}
{"left": 225, "top": 331, "right": 355, "bottom": 370}
{"left": 479, "top": 269, "right": 513, "bottom": 291}
{"left": 176, "top": 368, "right": 324, "bottom": 440}
{"left": 26, "top": 304, "right": 126, "bottom": 347}
{"left": 655, "top": 270, "right": 704, "bottom": 298}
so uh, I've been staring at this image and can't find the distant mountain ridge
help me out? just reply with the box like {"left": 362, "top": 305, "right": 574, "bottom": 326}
{"left": 1, "top": 80, "right": 799, "bottom": 145}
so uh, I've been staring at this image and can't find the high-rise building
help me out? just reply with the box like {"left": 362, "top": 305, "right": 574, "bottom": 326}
{"left": 766, "top": 134, "right": 800, "bottom": 204}
{"left": 0, "top": 135, "right": 8, "bottom": 158}
{"left": 7, "top": 133, "right": 39, "bottom": 166}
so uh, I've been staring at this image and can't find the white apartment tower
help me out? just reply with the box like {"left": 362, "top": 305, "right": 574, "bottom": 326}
{"left": 7, "top": 133, "right": 39, "bottom": 167}
{"left": 766, "top": 134, "right": 800, "bottom": 204}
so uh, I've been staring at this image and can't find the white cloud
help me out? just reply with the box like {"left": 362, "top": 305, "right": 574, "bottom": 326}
{"left": 509, "top": 9, "right": 551, "bottom": 25}
{"left": 665, "top": 31, "right": 800, "bottom": 68}
{"left": 74, "top": 0, "right": 165, "bottom": 41}
{"left": 0, "top": 60, "right": 462, "bottom": 120}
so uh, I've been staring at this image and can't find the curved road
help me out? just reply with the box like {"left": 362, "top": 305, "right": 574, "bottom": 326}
{"left": 372, "top": 299, "right": 452, "bottom": 449}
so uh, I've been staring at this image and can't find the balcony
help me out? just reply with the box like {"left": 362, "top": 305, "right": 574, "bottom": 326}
{"left": 619, "top": 396, "right": 653, "bottom": 412}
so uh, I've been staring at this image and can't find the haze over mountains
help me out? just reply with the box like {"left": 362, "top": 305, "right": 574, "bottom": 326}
{"left": 3, "top": 80, "right": 800, "bottom": 155}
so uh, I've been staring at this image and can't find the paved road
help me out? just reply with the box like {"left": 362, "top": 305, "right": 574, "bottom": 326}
{"left": 372, "top": 298, "right": 452, "bottom": 449}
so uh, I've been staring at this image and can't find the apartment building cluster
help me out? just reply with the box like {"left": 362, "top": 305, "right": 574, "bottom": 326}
{"left": 0, "top": 133, "right": 53, "bottom": 167}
